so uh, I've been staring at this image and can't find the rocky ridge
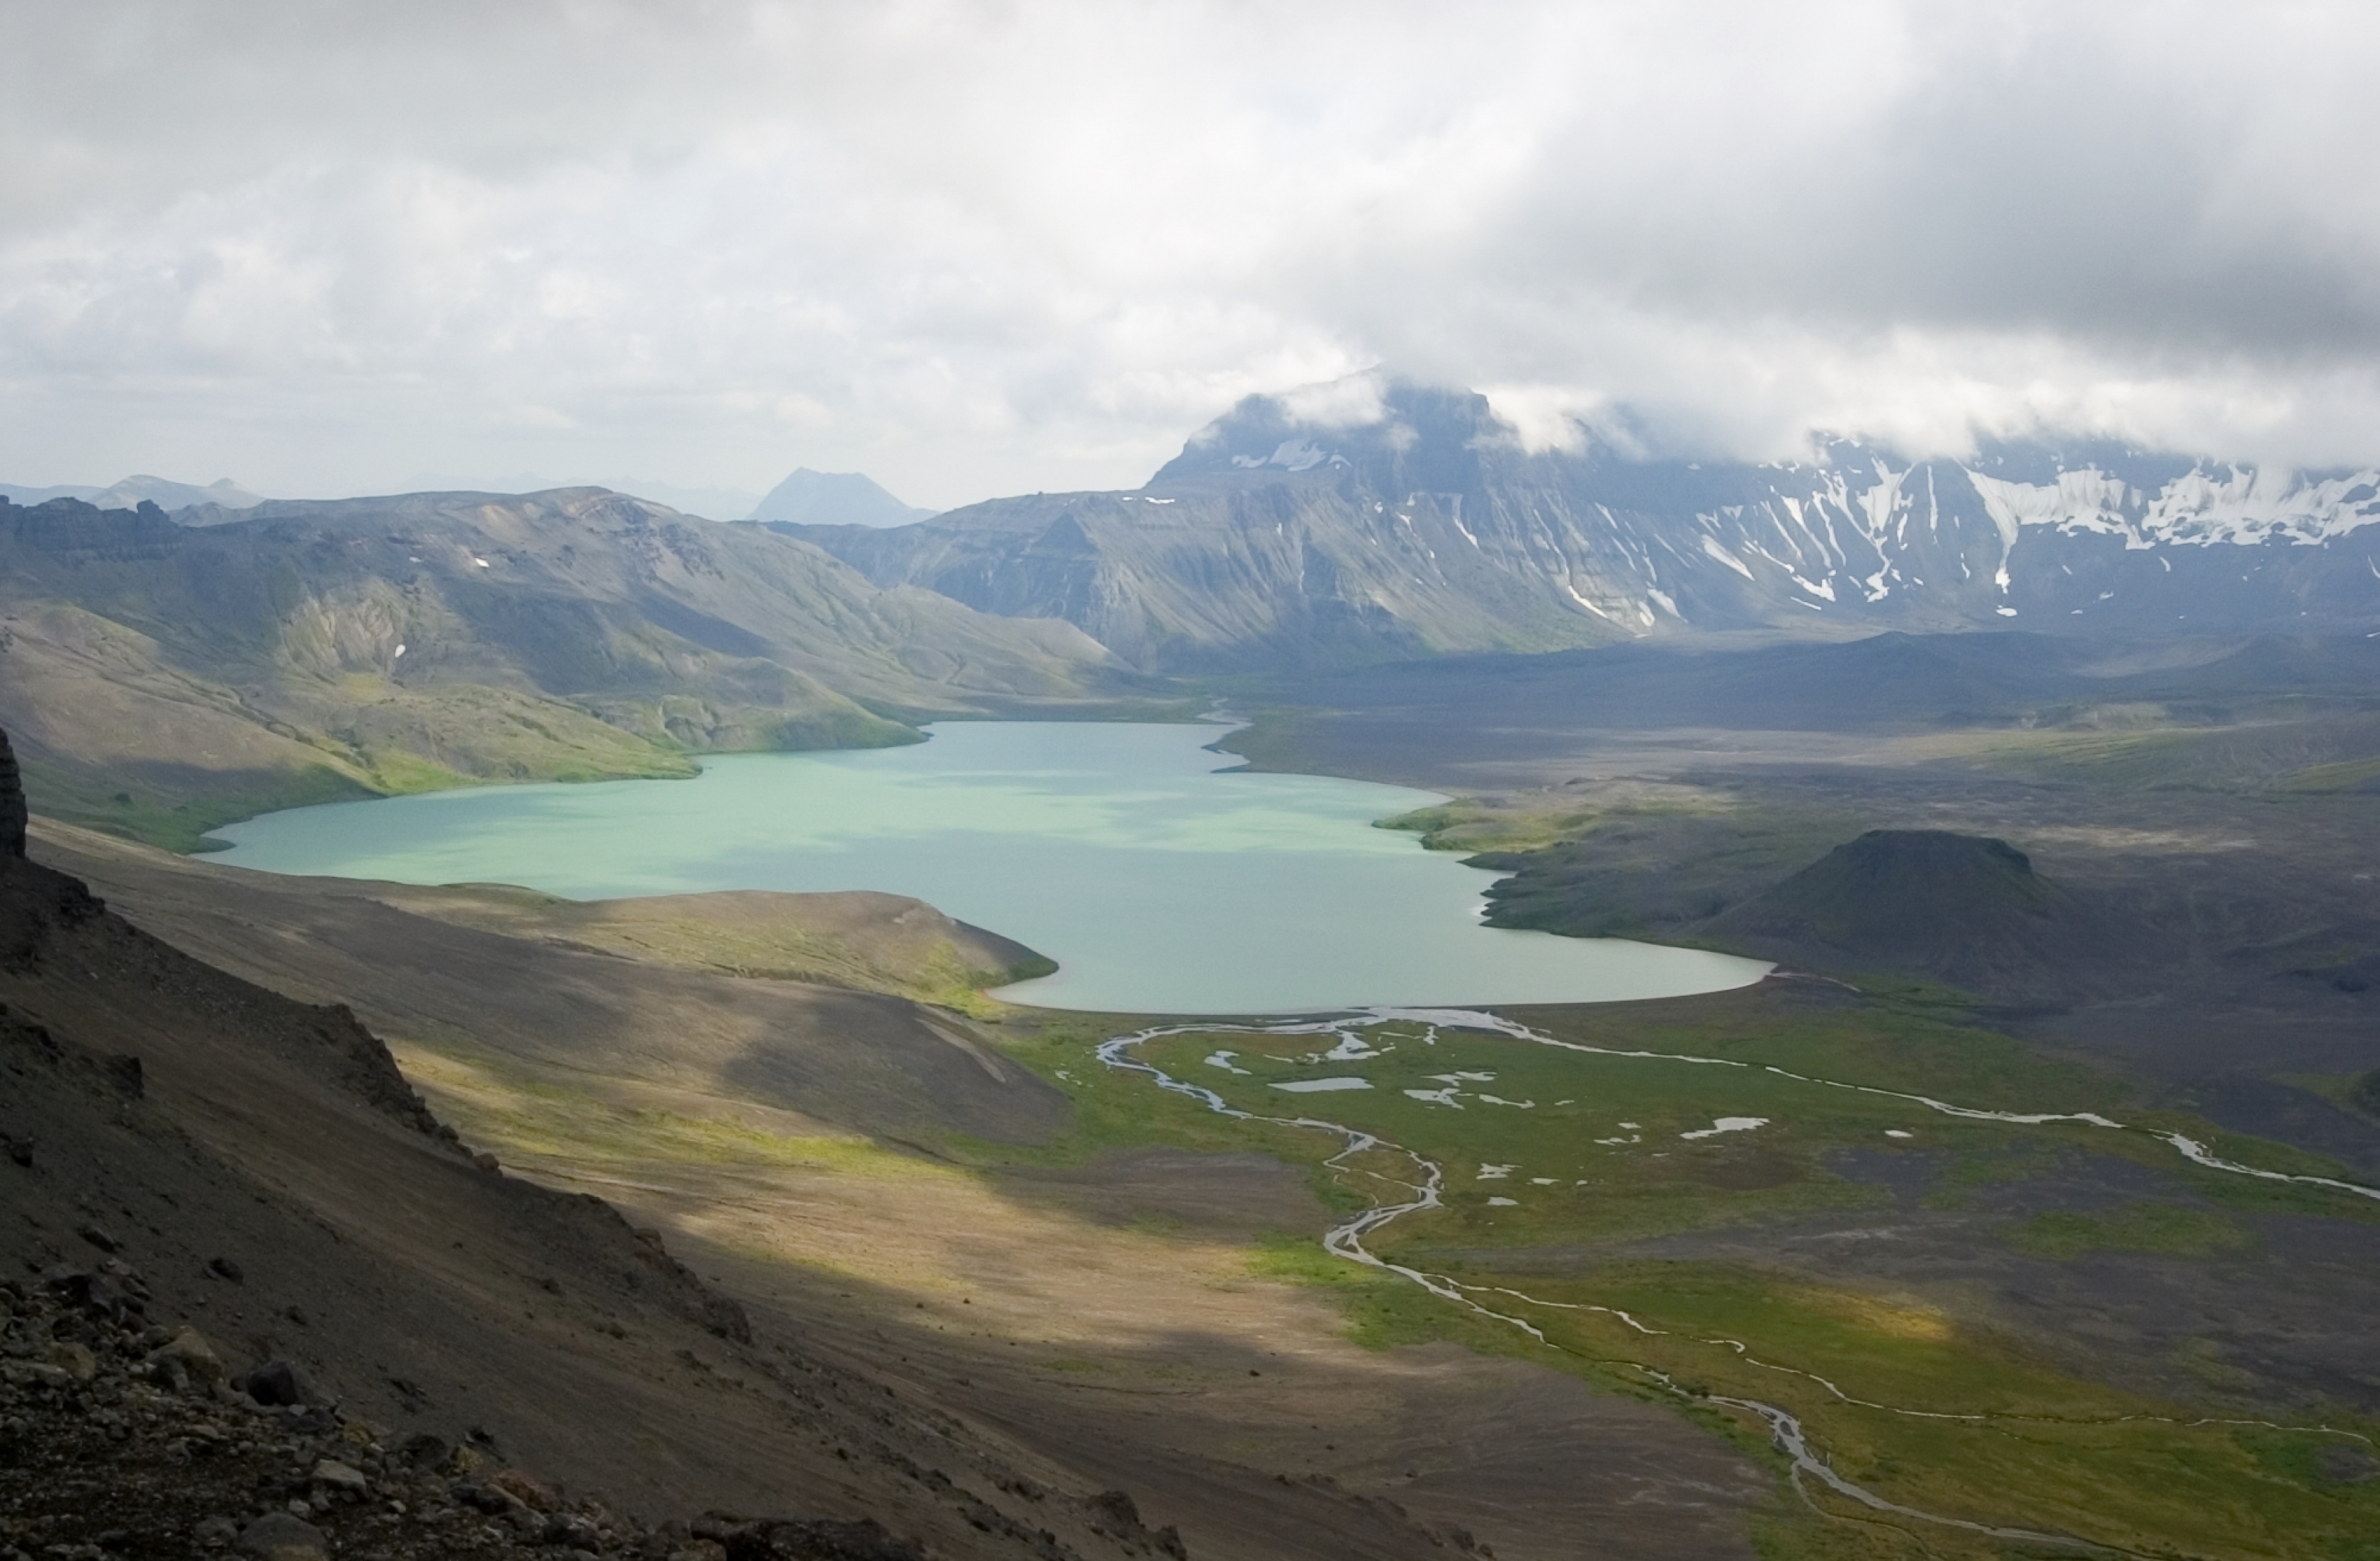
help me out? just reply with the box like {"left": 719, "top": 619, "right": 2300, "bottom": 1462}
{"left": 0, "top": 488, "right": 1116, "bottom": 846}
{"left": 781, "top": 380, "right": 2380, "bottom": 670}
{"left": 0, "top": 723, "right": 1198, "bottom": 1561}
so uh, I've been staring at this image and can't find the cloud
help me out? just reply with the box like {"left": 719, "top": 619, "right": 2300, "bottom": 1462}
{"left": 1276, "top": 371, "right": 1393, "bottom": 431}
{"left": 2, "top": 0, "right": 2378, "bottom": 504}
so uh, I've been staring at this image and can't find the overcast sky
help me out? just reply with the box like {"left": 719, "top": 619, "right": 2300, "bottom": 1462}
{"left": 5, "top": 1, "right": 2379, "bottom": 509}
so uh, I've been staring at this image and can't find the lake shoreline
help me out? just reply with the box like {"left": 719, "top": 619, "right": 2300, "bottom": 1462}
{"left": 205, "top": 721, "right": 1769, "bottom": 1014}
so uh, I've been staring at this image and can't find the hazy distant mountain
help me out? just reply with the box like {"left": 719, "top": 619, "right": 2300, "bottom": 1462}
{"left": 0, "top": 481, "right": 104, "bottom": 506}
{"left": 0, "top": 475, "right": 266, "bottom": 511}
{"left": 0, "top": 486, "right": 1110, "bottom": 844}
{"left": 386, "top": 475, "right": 765, "bottom": 521}
{"left": 748, "top": 467, "right": 934, "bottom": 527}
{"left": 779, "top": 380, "right": 2380, "bottom": 670}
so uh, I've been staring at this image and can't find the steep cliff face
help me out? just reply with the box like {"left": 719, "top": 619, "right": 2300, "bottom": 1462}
{"left": 0, "top": 722, "right": 26, "bottom": 859}
{"left": 782, "top": 380, "right": 2380, "bottom": 671}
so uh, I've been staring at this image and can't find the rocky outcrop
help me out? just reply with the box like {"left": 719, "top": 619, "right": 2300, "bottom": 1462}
{"left": 0, "top": 722, "right": 26, "bottom": 860}
{"left": 0, "top": 1276, "right": 888, "bottom": 1561}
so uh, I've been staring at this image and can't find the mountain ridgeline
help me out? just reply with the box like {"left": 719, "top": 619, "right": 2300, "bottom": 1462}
{"left": 9, "top": 378, "right": 2380, "bottom": 846}
{"left": 777, "top": 382, "right": 2380, "bottom": 671}
{"left": 0, "top": 475, "right": 267, "bottom": 513}
{"left": 0, "top": 487, "right": 1111, "bottom": 845}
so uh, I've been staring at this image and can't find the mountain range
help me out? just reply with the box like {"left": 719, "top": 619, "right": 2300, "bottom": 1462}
{"left": 0, "top": 467, "right": 937, "bottom": 528}
{"left": 0, "top": 486, "right": 1113, "bottom": 846}
{"left": 775, "top": 381, "right": 2380, "bottom": 671}
{"left": 11, "top": 409, "right": 2380, "bottom": 1560}
{"left": 10, "top": 378, "right": 2379, "bottom": 844}
{"left": 0, "top": 474, "right": 268, "bottom": 512}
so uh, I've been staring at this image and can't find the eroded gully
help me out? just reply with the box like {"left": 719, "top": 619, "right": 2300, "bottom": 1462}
{"left": 1092, "top": 1006, "right": 2380, "bottom": 1557}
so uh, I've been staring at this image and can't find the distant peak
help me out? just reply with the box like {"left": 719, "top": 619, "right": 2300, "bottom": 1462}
{"left": 1152, "top": 376, "right": 1503, "bottom": 492}
{"left": 748, "top": 467, "right": 934, "bottom": 527}
{"left": 98, "top": 474, "right": 268, "bottom": 510}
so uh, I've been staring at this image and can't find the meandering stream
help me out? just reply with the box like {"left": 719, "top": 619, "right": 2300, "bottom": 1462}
{"left": 1095, "top": 1006, "right": 2380, "bottom": 1555}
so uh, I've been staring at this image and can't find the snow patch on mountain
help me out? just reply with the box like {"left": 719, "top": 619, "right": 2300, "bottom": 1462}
{"left": 1968, "top": 464, "right": 2380, "bottom": 550}
{"left": 1700, "top": 535, "right": 1756, "bottom": 579}
{"left": 787, "top": 380, "right": 2380, "bottom": 668}
{"left": 1232, "top": 438, "right": 1342, "bottom": 473}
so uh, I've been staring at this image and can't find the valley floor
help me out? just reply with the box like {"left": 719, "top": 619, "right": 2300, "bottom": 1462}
{"left": 18, "top": 635, "right": 2380, "bottom": 1560}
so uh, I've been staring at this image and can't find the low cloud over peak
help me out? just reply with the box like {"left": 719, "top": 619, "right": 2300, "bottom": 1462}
{"left": 5, "top": 1, "right": 2379, "bottom": 504}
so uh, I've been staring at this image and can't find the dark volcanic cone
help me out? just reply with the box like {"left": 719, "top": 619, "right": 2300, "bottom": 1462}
{"left": 1711, "top": 829, "right": 2100, "bottom": 997}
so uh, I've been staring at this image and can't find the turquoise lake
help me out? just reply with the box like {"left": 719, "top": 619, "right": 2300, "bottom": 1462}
{"left": 205, "top": 722, "right": 1769, "bottom": 1014}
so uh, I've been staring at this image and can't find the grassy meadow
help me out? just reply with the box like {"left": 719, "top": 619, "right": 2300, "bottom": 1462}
{"left": 988, "top": 998, "right": 2380, "bottom": 1561}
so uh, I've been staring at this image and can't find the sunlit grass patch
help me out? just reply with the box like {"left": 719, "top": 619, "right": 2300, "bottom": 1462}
{"left": 1376, "top": 799, "right": 1612, "bottom": 853}
{"left": 2284, "top": 754, "right": 2380, "bottom": 793}
{"left": 392, "top": 1038, "right": 934, "bottom": 1179}
{"left": 1374, "top": 781, "right": 1741, "bottom": 855}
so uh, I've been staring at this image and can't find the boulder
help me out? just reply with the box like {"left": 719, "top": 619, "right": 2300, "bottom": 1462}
{"left": 235, "top": 1512, "right": 327, "bottom": 1561}
{"left": 44, "top": 1265, "right": 146, "bottom": 1324}
{"left": 487, "top": 1467, "right": 558, "bottom": 1511}
{"left": 43, "top": 1341, "right": 96, "bottom": 1383}
{"left": 147, "top": 1326, "right": 227, "bottom": 1390}
{"left": 1088, "top": 1489, "right": 1141, "bottom": 1531}
{"left": 722, "top": 1516, "right": 924, "bottom": 1561}
{"left": 239, "top": 1358, "right": 321, "bottom": 1408}
{"left": 311, "top": 1456, "right": 369, "bottom": 1494}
